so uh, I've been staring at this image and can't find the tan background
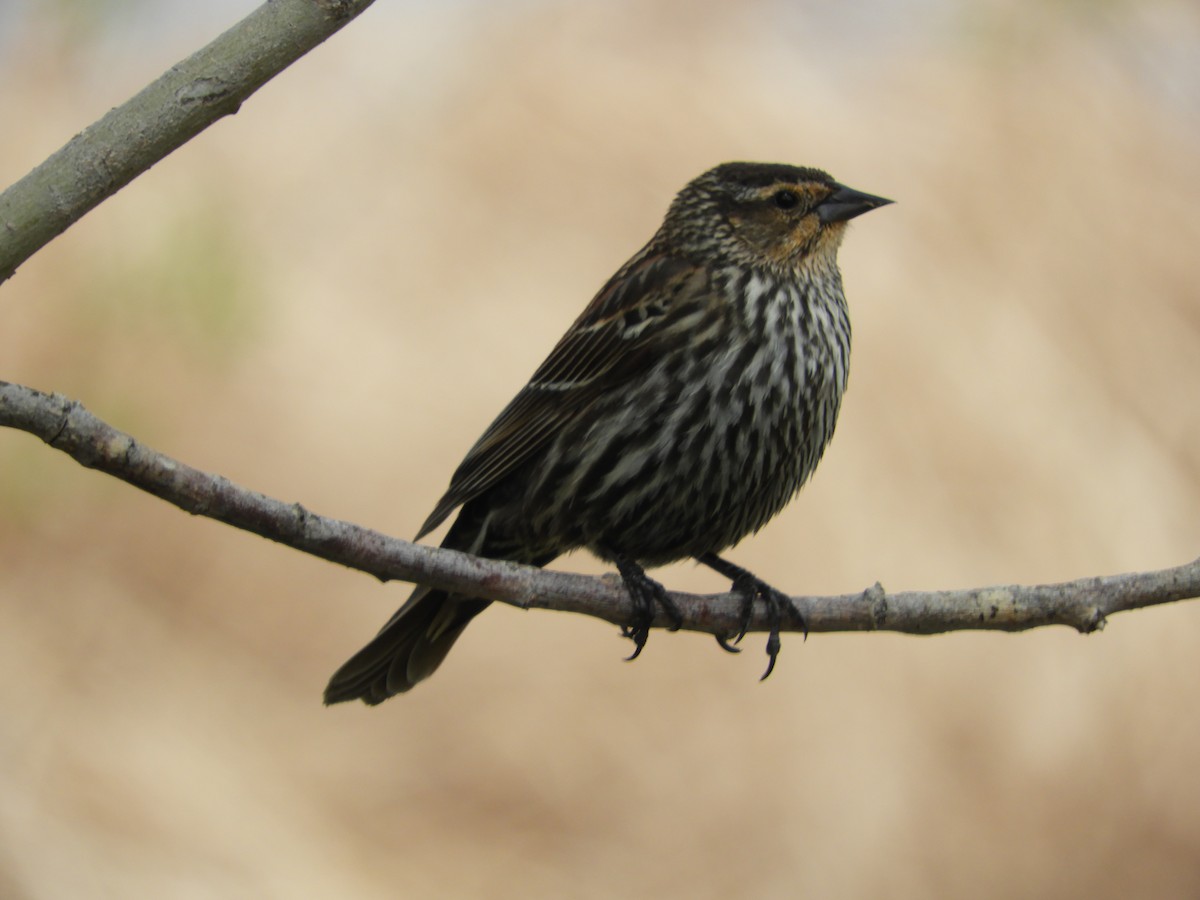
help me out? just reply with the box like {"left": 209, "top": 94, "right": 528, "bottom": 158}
{"left": 2, "top": 1, "right": 1199, "bottom": 896}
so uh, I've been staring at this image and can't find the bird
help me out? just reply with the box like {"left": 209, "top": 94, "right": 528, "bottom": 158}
{"left": 324, "top": 162, "right": 891, "bottom": 705}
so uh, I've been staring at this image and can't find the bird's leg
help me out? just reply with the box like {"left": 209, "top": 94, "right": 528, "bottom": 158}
{"left": 608, "top": 552, "right": 683, "bottom": 661}
{"left": 698, "top": 553, "right": 757, "bottom": 650}
{"left": 697, "top": 553, "right": 807, "bottom": 680}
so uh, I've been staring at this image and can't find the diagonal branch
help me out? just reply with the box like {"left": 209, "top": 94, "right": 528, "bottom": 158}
{"left": 0, "top": 0, "right": 376, "bottom": 286}
{"left": 3, "top": 379, "right": 1198, "bottom": 640}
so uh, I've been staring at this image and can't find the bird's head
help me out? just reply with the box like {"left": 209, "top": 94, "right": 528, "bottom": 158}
{"left": 664, "top": 162, "right": 892, "bottom": 274}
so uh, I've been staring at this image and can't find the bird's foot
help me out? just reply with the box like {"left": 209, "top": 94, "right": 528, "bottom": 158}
{"left": 698, "top": 553, "right": 806, "bottom": 680}
{"left": 611, "top": 554, "right": 683, "bottom": 661}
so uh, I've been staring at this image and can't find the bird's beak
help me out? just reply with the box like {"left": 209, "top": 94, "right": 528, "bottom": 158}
{"left": 817, "top": 185, "right": 894, "bottom": 224}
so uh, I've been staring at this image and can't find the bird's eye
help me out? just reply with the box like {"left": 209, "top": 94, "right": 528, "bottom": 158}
{"left": 771, "top": 190, "right": 800, "bottom": 211}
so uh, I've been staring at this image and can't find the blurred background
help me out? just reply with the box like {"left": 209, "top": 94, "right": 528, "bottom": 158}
{"left": 2, "top": 0, "right": 1199, "bottom": 896}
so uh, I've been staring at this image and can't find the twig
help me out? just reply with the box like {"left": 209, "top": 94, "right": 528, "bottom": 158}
{"left": 0, "top": 0, "right": 376, "bottom": 286}
{"left": 3, "top": 379, "right": 1197, "bottom": 638}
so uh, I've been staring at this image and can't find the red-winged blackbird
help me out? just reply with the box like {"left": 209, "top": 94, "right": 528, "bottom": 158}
{"left": 325, "top": 162, "right": 891, "bottom": 705}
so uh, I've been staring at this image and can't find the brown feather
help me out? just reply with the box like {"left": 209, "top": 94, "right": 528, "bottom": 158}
{"left": 416, "top": 247, "right": 704, "bottom": 538}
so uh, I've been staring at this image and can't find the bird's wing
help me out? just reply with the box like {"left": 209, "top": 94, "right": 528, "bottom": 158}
{"left": 416, "top": 245, "right": 708, "bottom": 539}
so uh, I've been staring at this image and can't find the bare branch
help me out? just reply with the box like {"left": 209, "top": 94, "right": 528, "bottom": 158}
{"left": 3, "top": 380, "right": 1197, "bottom": 639}
{"left": 0, "top": 0, "right": 376, "bottom": 286}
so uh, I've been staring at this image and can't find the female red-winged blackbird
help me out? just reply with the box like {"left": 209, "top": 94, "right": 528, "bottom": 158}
{"left": 325, "top": 162, "right": 890, "bottom": 705}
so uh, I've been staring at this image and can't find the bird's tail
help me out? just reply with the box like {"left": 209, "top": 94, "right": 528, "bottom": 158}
{"left": 323, "top": 585, "right": 489, "bottom": 705}
{"left": 325, "top": 496, "right": 558, "bottom": 706}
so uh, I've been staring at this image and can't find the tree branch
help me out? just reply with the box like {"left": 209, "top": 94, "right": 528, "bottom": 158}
{"left": 3, "top": 380, "right": 1197, "bottom": 640}
{"left": 0, "top": 0, "right": 376, "bottom": 286}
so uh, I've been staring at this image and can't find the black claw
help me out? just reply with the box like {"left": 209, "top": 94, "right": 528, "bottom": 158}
{"left": 760, "top": 630, "right": 780, "bottom": 681}
{"left": 697, "top": 552, "right": 804, "bottom": 680}
{"left": 714, "top": 633, "right": 742, "bottom": 654}
{"left": 659, "top": 591, "right": 684, "bottom": 632}
{"left": 786, "top": 598, "right": 809, "bottom": 642}
{"left": 759, "top": 583, "right": 782, "bottom": 681}
{"left": 733, "top": 576, "right": 755, "bottom": 644}
{"left": 611, "top": 552, "right": 680, "bottom": 660}
{"left": 773, "top": 590, "right": 808, "bottom": 641}
{"left": 623, "top": 630, "right": 648, "bottom": 661}
{"left": 619, "top": 584, "right": 652, "bottom": 660}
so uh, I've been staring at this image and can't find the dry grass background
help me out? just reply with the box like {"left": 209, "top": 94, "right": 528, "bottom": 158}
{"left": 2, "top": 0, "right": 1200, "bottom": 897}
